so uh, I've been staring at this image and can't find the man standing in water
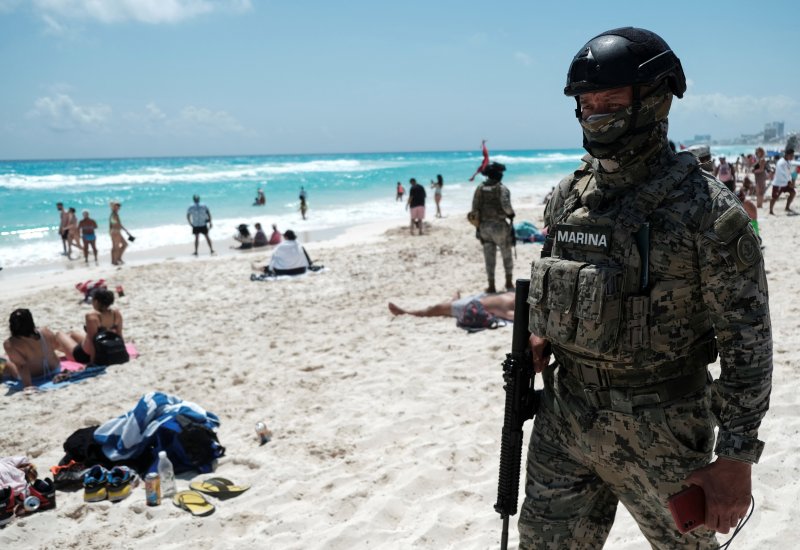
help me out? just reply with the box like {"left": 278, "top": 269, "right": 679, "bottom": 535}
{"left": 519, "top": 27, "right": 771, "bottom": 548}
{"left": 187, "top": 195, "right": 215, "bottom": 256}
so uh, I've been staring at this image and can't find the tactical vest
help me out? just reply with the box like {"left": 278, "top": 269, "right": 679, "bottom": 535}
{"left": 478, "top": 182, "right": 506, "bottom": 222}
{"left": 528, "top": 153, "right": 714, "bottom": 369}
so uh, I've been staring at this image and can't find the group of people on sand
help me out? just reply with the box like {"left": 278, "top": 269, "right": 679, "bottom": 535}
{"left": 389, "top": 163, "right": 517, "bottom": 320}
{"left": 233, "top": 222, "right": 283, "bottom": 250}
{"left": 693, "top": 145, "right": 798, "bottom": 216}
{"left": 690, "top": 146, "right": 797, "bottom": 233}
{"left": 397, "top": 175, "right": 445, "bottom": 236}
{"left": 188, "top": 190, "right": 309, "bottom": 256}
{"left": 56, "top": 202, "right": 132, "bottom": 265}
{"left": 1, "top": 288, "right": 125, "bottom": 390}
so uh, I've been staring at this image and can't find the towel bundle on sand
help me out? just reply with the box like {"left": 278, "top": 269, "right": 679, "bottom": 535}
{"left": 94, "top": 392, "right": 219, "bottom": 462}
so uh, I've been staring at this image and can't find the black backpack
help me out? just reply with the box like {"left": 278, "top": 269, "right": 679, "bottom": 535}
{"left": 93, "top": 329, "right": 129, "bottom": 365}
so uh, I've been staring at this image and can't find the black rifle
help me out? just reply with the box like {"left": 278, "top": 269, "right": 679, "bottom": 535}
{"left": 494, "top": 279, "right": 539, "bottom": 550}
{"left": 508, "top": 217, "right": 517, "bottom": 259}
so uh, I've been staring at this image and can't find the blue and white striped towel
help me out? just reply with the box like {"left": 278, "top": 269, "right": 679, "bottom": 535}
{"left": 94, "top": 392, "right": 220, "bottom": 461}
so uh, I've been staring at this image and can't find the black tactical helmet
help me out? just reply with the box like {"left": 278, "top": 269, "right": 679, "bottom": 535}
{"left": 564, "top": 27, "right": 686, "bottom": 99}
{"left": 481, "top": 161, "right": 506, "bottom": 181}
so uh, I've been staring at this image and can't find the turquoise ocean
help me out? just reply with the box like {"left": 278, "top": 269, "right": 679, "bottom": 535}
{"left": 0, "top": 145, "right": 751, "bottom": 269}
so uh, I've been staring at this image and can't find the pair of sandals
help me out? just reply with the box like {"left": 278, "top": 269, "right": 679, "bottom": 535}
{"left": 83, "top": 465, "right": 135, "bottom": 503}
{"left": 172, "top": 477, "right": 250, "bottom": 517}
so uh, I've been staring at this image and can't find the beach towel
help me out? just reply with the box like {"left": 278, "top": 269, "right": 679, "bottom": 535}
{"left": 75, "top": 279, "right": 107, "bottom": 303}
{"left": 94, "top": 392, "right": 220, "bottom": 462}
{"left": 514, "top": 221, "right": 546, "bottom": 243}
{"left": 2, "top": 344, "right": 138, "bottom": 395}
{"left": 250, "top": 266, "right": 328, "bottom": 282}
{"left": 456, "top": 299, "right": 507, "bottom": 333}
{"left": 3, "top": 365, "right": 108, "bottom": 395}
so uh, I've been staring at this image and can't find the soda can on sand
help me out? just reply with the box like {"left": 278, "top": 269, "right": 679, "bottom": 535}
{"left": 145, "top": 472, "right": 161, "bottom": 506}
{"left": 255, "top": 421, "right": 272, "bottom": 445}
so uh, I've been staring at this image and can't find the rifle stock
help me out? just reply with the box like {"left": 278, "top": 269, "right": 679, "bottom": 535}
{"left": 494, "top": 279, "right": 539, "bottom": 550}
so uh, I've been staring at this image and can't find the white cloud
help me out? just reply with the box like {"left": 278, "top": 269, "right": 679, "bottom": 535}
{"left": 40, "top": 13, "right": 68, "bottom": 35}
{"left": 670, "top": 91, "right": 799, "bottom": 141}
{"left": 469, "top": 32, "right": 488, "bottom": 46}
{"left": 123, "top": 102, "right": 247, "bottom": 136}
{"left": 514, "top": 51, "right": 533, "bottom": 67}
{"left": 174, "top": 105, "right": 245, "bottom": 134}
{"left": 675, "top": 93, "right": 797, "bottom": 121}
{"left": 28, "top": 93, "right": 111, "bottom": 132}
{"left": 31, "top": 0, "right": 251, "bottom": 24}
{"left": 145, "top": 102, "right": 167, "bottom": 122}
{"left": 0, "top": 0, "right": 22, "bottom": 13}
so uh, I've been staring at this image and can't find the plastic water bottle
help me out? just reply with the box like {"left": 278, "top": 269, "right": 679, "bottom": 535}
{"left": 157, "top": 451, "right": 176, "bottom": 498}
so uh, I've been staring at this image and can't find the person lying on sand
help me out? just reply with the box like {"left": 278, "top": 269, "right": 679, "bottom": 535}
{"left": 3, "top": 309, "right": 65, "bottom": 388}
{"left": 388, "top": 291, "right": 516, "bottom": 321}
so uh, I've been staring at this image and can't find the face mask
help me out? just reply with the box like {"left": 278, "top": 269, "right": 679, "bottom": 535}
{"left": 578, "top": 89, "right": 673, "bottom": 160}
{"left": 579, "top": 108, "right": 632, "bottom": 147}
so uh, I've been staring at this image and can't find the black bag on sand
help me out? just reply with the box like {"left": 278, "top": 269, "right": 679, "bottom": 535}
{"left": 93, "top": 330, "right": 129, "bottom": 365}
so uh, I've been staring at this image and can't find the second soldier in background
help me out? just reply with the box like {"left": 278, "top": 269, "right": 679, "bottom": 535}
{"left": 470, "top": 162, "right": 515, "bottom": 293}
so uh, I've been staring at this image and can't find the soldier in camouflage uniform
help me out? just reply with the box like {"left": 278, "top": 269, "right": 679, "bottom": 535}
{"left": 519, "top": 28, "right": 772, "bottom": 549}
{"left": 470, "top": 162, "right": 516, "bottom": 293}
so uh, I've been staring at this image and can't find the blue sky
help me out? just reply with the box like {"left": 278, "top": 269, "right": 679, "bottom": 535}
{"left": 0, "top": 0, "right": 797, "bottom": 159}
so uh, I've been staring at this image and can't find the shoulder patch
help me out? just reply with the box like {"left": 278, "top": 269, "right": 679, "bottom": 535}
{"left": 736, "top": 231, "right": 760, "bottom": 268}
{"left": 713, "top": 207, "right": 750, "bottom": 245}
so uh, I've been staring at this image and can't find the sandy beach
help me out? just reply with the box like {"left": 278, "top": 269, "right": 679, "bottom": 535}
{"left": 1, "top": 200, "right": 797, "bottom": 549}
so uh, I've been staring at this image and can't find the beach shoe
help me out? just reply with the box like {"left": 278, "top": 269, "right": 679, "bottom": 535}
{"left": 28, "top": 478, "right": 56, "bottom": 512}
{"left": 172, "top": 491, "right": 215, "bottom": 517}
{"left": 83, "top": 465, "right": 109, "bottom": 502}
{"left": 51, "top": 459, "right": 89, "bottom": 490}
{"left": 0, "top": 487, "right": 14, "bottom": 527}
{"left": 106, "top": 466, "right": 135, "bottom": 503}
{"left": 189, "top": 477, "right": 250, "bottom": 500}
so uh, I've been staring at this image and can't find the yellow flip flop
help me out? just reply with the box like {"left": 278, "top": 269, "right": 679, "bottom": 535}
{"left": 189, "top": 477, "right": 250, "bottom": 500}
{"left": 172, "top": 490, "right": 215, "bottom": 516}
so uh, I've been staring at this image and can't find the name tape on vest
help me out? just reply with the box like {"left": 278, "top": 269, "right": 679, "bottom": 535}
{"left": 555, "top": 224, "right": 612, "bottom": 253}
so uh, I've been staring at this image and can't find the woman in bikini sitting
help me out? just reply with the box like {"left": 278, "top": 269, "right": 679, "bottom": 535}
{"left": 2, "top": 309, "right": 63, "bottom": 388}
{"left": 57, "top": 289, "right": 124, "bottom": 365}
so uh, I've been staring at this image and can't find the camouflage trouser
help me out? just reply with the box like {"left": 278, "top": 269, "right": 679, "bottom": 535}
{"left": 480, "top": 221, "right": 513, "bottom": 282}
{"left": 518, "top": 371, "right": 718, "bottom": 550}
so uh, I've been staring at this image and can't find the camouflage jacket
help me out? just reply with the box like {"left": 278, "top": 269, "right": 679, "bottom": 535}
{"left": 540, "top": 153, "right": 772, "bottom": 463}
{"left": 471, "top": 180, "right": 514, "bottom": 223}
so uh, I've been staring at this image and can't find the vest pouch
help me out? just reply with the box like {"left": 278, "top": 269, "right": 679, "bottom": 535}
{"left": 573, "top": 265, "right": 623, "bottom": 354}
{"left": 527, "top": 257, "right": 554, "bottom": 336}
{"left": 542, "top": 259, "right": 586, "bottom": 345}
